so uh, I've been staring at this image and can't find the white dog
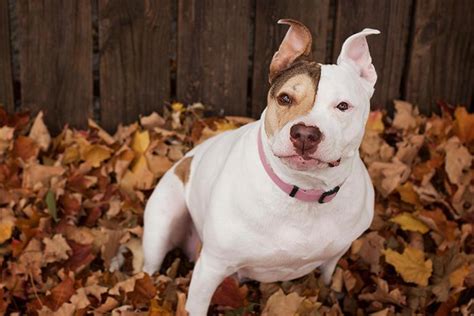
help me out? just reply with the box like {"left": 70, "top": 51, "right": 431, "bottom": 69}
{"left": 143, "top": 19, "right": 378, "bottom": 315}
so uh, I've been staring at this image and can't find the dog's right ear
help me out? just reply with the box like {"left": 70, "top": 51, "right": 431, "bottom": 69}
{"left": 269, "top": 19, "right": 312, "bottom": 83}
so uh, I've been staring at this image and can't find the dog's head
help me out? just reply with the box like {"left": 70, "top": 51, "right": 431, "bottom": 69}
{"left": 264, "top": 19, "right": 379, "bottom": 171}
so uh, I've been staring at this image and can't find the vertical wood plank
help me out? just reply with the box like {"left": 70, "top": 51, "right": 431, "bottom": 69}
{"left": 404, "top": 0, "right": 474, "bottom": 113}
{"left": 17, "top": 0, "right": 92, "bottom": 133}
{"left": 177, "top": 0, "right": 250, "bottom": 116}
{"left": 99, "top": 0, "right": 171, "bottom": 132}
{"left": 251, "top": 0, "right": 331, "bottom": 117}
{"left": 0, "top": 0, "right": 14, "bottom": 112}
{"left": 333, "top": 0, "right": 412, "bottom": 111}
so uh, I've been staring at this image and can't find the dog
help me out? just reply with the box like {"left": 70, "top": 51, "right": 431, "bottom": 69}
{"left": 143, "top": 19, "right": 378, "bottom": 315}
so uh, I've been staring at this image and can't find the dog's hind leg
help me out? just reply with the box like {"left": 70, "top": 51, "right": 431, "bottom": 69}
{"left": 142, "top": 170, "right": 190, "bottom": 275}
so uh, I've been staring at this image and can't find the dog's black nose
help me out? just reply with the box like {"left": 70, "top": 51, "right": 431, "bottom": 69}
{"left": 290, "top": 123, "right": 322, "bottom": 155}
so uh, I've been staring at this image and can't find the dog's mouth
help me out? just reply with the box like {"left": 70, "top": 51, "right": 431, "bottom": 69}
{"left": 277, "top": 154, "right": 341, "bottom": 169}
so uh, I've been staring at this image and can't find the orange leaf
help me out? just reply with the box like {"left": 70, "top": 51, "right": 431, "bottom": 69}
{"left": 454, "top": 107, "right": 474, "bottom": 144}
{"left": 128, "top": 273, "right": 157, "bottom": 307}
{"left": 13, "top": 136, "right": 39, "bottom": 160}
{"left": 211, "top": 276, "right": 248, "bottom": 309}
{"left": 44, "top": 276, "right": 75, "bottom": 311}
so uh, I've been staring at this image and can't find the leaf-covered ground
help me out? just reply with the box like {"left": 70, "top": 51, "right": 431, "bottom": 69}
{"left": 0, "top": 101, "right": 473, "bottom": 316}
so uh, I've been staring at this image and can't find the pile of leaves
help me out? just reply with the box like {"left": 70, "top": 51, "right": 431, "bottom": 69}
{"left": 0, "top": 101, "right": 472, "bottom": 315}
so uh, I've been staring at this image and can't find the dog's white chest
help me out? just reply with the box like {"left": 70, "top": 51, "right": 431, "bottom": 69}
{"left": 184, "top": 125, "right": 373, "bottom": 283}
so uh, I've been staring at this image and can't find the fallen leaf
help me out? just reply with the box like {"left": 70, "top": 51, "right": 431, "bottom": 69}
{"left": 384, "top": 247, "right": 433, "bottom": 286}
{"left": 390, "top": 212, "right": 429, "bottom": 234}
{"left": 444, "top": 137, "right": 472, "bottom": 185}
{"left": 366, "top": 111, "right": 385, "bottom": 133}
{"left": 22, "top": 164, "right": 65, "bottom": 189}
{"left": 131, "top": 130, "right": 150, "bottom": 155}
{"left": 140, "top": 112, "right": 165, "bottom": 130}
{"left": 453, "top": 107, "right": 474, "bottom": 144}
{"left": 262, "top": 289, "right": 305, "bottom": 316}
{"left": 0, "top": 126, "right": 14, "bottom": 155}
{"left": 211, "top": 276, "right": 248, "bottom": 308}
{"left": 393, "top": 100, "right": 417, "bottom": 130}
{"left": 29, "top": 111, "right": 51, "bottom": 151}
{"left": 44, "top": 276, "right": 75, "bottom": 311}
{"left": 0, "top": 208, "right": 15, "bottom": 244}
{"left": 45, "top": 190, "right": 58, "bottom": 221}
{"left": 83, "top": 144, "right": 112, "bottom": 168}
{"left": 127, "top": 273, "right": 157, "bottom": 306}
{"left": 13, "top": 136, "right": 39, "bottom": 160}
{"left": 43, "top": 234, "right": 72, "bottom": 263}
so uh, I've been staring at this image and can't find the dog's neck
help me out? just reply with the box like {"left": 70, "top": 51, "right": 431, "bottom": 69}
{"left": 259, "top": 118, "right": 355, "bottom": 192}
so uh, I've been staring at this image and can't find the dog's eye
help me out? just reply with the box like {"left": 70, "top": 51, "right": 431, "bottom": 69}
{"left": 336, "top": 102, "right": 350, "bottom": 112}
{"left": 277, "top": 93, "right": 293, "bottom": 106}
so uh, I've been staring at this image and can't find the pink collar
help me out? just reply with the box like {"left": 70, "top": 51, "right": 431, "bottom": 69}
{"left": 258, "top": 127, "right": 342, "bottom": 203}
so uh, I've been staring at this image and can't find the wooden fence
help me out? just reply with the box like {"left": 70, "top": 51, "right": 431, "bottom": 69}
{"left": 0, "top": 0, "right": 473, "bottom": 132}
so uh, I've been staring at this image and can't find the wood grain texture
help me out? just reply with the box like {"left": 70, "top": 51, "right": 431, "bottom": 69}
{"left": 251, "top": 0, "right": 331, "bottom": 117}
{"left": 17, "top": 0, "right": 92, "bottom": 133}
{"left": 404, "top": 0, "right": 474, "bottom": 113}
{"left": 0, "top": 0, "right": 14, "bottom": 111}
{"left": 177, "top": 0, "right": 250, "bottom": 116}
{"left": 99, "top": 0, "right": 171, "bottom": 132}
{"left": 333, "top": 0, "right": 412, "bottom": 111}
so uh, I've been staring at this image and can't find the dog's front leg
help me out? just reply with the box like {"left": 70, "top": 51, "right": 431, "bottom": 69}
{"left": 320, "top": 244, "right": 351, "bottom": 285}
{"left": 185, "top": 252, "right": 233, "bottom": 316}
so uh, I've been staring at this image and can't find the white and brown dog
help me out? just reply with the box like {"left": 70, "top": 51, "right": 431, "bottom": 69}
{"left": 143, "top": 19, "right": 379, "bottom": 315}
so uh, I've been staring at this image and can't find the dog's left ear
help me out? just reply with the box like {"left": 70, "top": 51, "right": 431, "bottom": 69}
{"left": 269, "top": 19, "right": 312, "bottom": 83}
{"left": 337, "top": 28, "right": 380, "bottom": 88}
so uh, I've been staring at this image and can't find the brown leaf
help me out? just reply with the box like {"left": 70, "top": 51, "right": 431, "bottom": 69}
{"left": 22, "top": 164, "right": 65, "bottom": 189}
{"left": 211, "top": 276, "right": 248, "bottom": 308}
{"left": 13, "top": 136, "right": 39, "bottom": 161}
{"left": 64, "top": 241, "right": 95, "bottom": 272}
{"left": 127, "top": 273, "right": 157, "bottom": 306}
{"left": 359, "top": 277, "right": 406, "bottom": 306}
{"left": 262, "top": 289, "right": 305, "bottom": 316}
{"left": 392, "top": 100, "right": 418, "bottom": 130}
{"left": 43, "top": 234, "right": 72, "bottom": 264}
{"left": 140, "top": 112, "right": 165, "bottom": 130}
{"left": 29, "top": 111, "right": 51, "bottom": 151}
{"left": 44, "top": 276, "right": 75, "bottom": 311}
{"left": 444, "top": 137, "right": 472, "bottom": 185}
{"left": 0, "top": 126, "right": 14, "bottom": 156}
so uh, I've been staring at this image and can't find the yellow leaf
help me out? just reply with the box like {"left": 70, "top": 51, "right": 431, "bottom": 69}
{"left": 384, "top": 247, "right": 432, "bottom": 286}
{"left": 131, "top": 130, "right": 150, "bottom": 155}
{"left": 84, "top": 145, "right": 111, "bottom": 168}
{"left": 215, "top": 120, "right": 238, "bottom": 132}
{"left": 390, "top": 212, "right": 429, "bottom": 234}
{"left": 0, "top": 208, "right": 15, "bottom": 244}
{"left": 397, "top": 182, "right": 420, "bottom": 205}
{"left": 449, "top": 264, "right": 470, "bottom": 288}
{"left": 63, "top": 145, "right": 80, "bottom": 164}
{"left": 120, "top": 155, "right": 155, "bottom": 191}
{"left": 171, "top": 102, "right": 184, "bottom": 112}
{"left": 0, "top": 220, "right": 14, "bottom": 244}
{"left": 366, "top": 111, "right": 385, "bottom": 133}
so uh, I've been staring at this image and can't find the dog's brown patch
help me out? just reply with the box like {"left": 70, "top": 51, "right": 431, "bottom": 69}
{"left": 265, "top": 60, "right": 321, "bottom": 137}
{"left": 174, "top": 156, "right": 193, "bottom": 184}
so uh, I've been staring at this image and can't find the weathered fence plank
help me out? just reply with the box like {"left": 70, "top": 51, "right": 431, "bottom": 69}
{"left": 405, "top": 0, "right": 474, "bottom": 113}
{"left": 17, "top": 0, "right": 92, "bottom": 133}
{"left": 333, "top": 0, "right": 412, "bottom": 111}
{"left": 0, "top": 0, "right": 13, "bottom": 112}
{"left": 251, "top": 0, "right": 331, "bottom": 117}
{"left": 177, "top": 0, "right": 250, "bottom": 116}
{"left": 99, "top": 0, "right": 171, "bottom": 132}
